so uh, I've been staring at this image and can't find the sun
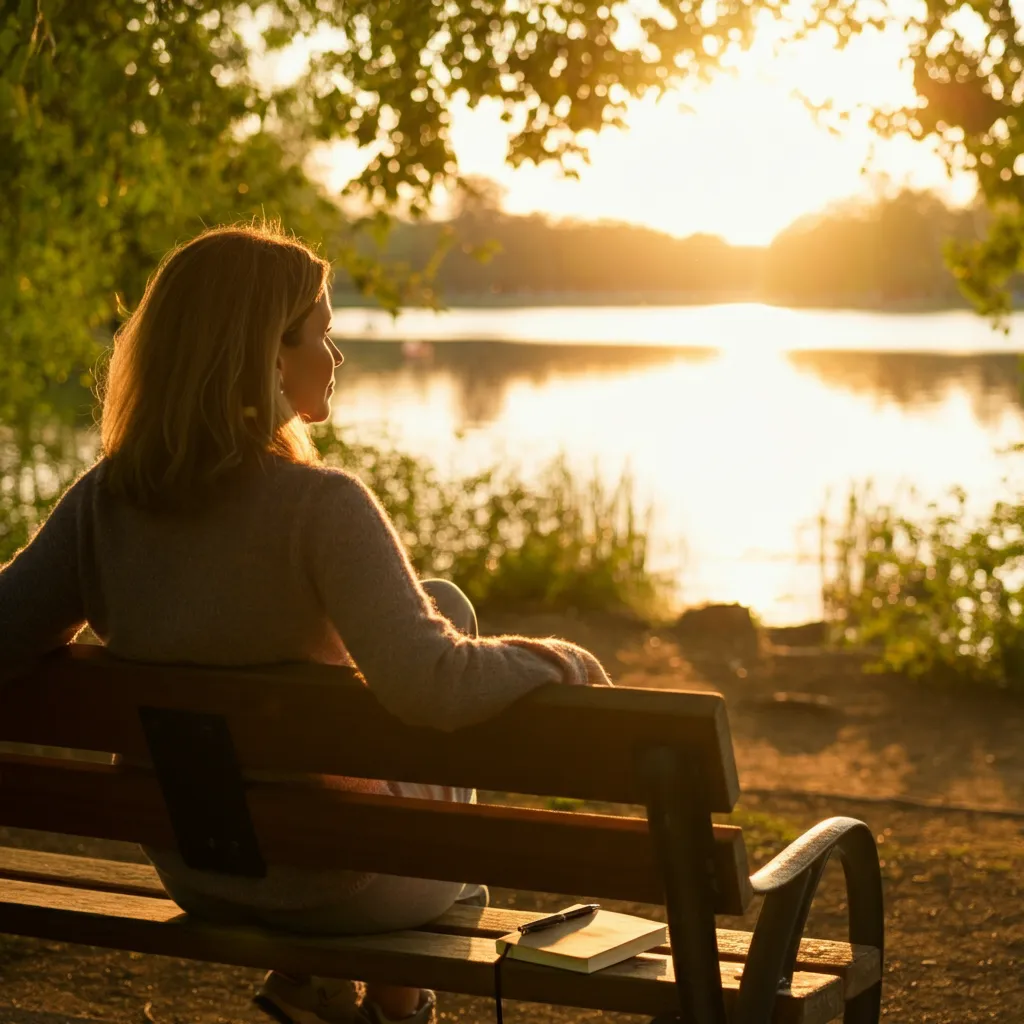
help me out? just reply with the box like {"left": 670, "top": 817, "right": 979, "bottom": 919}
{"left": 443, "top": 19, "right": 975, "bottom": 246}
{"left": 491, "top": 81, "right": 873, "bottom": 246}
{"left": 314, "top": 12, "right": 977, "bottom": 244}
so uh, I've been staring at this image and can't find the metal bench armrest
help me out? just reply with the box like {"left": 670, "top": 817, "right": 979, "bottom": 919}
{"left": 733, "top": 816, "right": 884, "bottom": 1024}
{"left": 750, "top": 815, "right": 878, "bottom": 895}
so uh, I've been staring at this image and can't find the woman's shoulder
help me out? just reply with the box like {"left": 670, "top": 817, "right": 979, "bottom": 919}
{"left": 59, "top": 459, "right": 107, "bottom": 506}
{"left": 80, "top": 456, "right": 368, "bottom": 519}
{"left": 266, "top": 456, "right": 366, "bottom": 492}
{"left": 262, "top": 459, "right": 393, "bottom": 553}
{"left": 262, "top": 457, "right": 379, "bottom": 513}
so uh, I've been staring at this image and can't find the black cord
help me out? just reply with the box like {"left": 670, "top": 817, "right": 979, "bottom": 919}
{"left": 493, "top": 944, "right": 511, "bottom": 1024}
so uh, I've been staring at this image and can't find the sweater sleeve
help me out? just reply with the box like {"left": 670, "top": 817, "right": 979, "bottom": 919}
{"left": 0, "top": 472, "right": 89, "bottom": 681}
{"left": 303, "top": 469, "right": 612, "bottom": 731}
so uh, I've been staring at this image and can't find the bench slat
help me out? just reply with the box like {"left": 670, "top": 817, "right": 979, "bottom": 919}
{"left": 0, "top": 755, "right": 752, "bottom": 913}
{"left": 431, "top": 906, "right": 880, "bottom": 1001}
{"left": 0, "top": 876, "right": 843, "bottom": 1024}
{"left": 0, "top": 848, "right": 879, "bottom": 1000}
{"left": 0, "top": 646, "right": 740, "bottom": 809}
{"left": 0, "top": 847, "right": 164, "bottom": 898}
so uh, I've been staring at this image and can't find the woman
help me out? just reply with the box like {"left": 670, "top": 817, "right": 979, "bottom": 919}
{"left": 0, "top": 224, "right": 613, "bottom": 1024}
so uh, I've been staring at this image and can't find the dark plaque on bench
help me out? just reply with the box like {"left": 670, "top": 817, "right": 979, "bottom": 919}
{"left": 139, "top": 705, "right": 267, "bottom": 878}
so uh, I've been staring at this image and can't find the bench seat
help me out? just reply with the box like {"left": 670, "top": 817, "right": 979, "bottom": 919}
{"left": 0, "top": 848, "right": 879, "bottom": 1024}
{"left": 0, "top": 648, "right": 885, "bottom": 1023}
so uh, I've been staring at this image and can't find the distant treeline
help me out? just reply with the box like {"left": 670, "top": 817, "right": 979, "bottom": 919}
{"left": 339, "top": 185, "right": 1019, "bottom": 308}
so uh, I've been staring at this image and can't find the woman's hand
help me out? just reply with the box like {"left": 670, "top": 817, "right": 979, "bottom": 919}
{"left": 582, "top": 650, "right": 613, "bottom": 687}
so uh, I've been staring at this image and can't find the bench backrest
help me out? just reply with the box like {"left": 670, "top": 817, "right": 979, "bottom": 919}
{"left": 0, "top": 644, "right": 753, "bottom": 914}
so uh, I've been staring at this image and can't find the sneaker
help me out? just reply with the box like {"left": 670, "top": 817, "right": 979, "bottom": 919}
{"left": 254, "top": 971, "right": 362, "bottom": 1024}
{"left": 358, "top": 989, "right": 437, "bottom": 1024}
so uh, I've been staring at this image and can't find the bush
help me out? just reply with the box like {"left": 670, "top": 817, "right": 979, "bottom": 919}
{"left": 313, "top": 425, "right": 668, "bottom": 616}
{"left": 0, "top": 420, "right": 669, "bottom": 619}
{"left": 820, "top": 483, "right": 1024, "bottom": 690}
{"left": 0, "top": 420, "right": 87, "bottom": 563}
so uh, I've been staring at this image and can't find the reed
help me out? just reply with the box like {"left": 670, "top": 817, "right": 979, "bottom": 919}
{"left": 0, "top": 420, "right": 86, "bottom": 563}
{"left": 820, "top": 482, "right": 1024, "bottom": 690}
{"left": 313, "top": 425, "right": 669, "bottom": 616}
{"left": 0, "top": 422, "right": 669, "bottom": 618}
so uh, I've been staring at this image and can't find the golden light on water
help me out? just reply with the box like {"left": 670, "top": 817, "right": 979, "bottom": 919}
{"left": 300, "top": 5, "right": 1004, "bottom": 623}
{"left": 334, "top": 304, "right": 1020, "bottom": 354}
{"left": 333, "top": 306, "right": 1024, "bottom": 623}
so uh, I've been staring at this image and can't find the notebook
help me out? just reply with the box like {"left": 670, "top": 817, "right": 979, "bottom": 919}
{"left": 495, "top": 905, "right": 667, "bottom": 974}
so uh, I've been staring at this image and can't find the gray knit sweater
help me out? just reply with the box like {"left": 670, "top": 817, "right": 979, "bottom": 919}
{"left": 0, "top": 455, "right": 611, "bottom": 909}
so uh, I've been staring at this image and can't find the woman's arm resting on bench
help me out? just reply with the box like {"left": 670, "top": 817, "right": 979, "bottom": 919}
{"left": 303, "top": 468, "right": 613, "bottom": 733}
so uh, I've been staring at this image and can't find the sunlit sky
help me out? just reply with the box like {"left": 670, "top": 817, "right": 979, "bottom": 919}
{"left": 265, "top": 6, "right": 981, "bottom": 247}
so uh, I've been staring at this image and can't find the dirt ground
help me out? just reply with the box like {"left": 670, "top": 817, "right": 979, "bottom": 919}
{"left": 0, "top": 611, "right": 1021, "bottom": 1023}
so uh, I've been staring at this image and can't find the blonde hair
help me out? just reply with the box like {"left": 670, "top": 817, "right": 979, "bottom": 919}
{"left": 100, "top": 223, "right": 331, "bottom": 509}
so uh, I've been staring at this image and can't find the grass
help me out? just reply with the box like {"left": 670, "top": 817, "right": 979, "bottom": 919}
{"left": 314, "top": 424, "right": 671, "bottom": 617}
{"left": 0, "top": 419, "right": 670, "bottom": 618}
{"left": 492, "top": 796, "right": 804, "bottom": 869}
{"left": 723, "top": 809, "right": 802, "bottom": 862}
{"left": 819, "top": 482, "right": 1024, "bottom": 690}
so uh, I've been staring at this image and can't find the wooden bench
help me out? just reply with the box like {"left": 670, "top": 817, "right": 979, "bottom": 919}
{"left": 0, "top": 644, "right": 883, "bottom": 1024}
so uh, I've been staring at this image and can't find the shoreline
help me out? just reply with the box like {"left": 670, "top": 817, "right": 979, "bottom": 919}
{"left": 331, "top": 291, "right": 1024, "bottom": 315}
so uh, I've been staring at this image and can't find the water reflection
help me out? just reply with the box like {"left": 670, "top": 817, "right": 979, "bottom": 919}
{"left": 333, "top": 337, "right": 1024, "bottom": 624}
{"left": 6, "top": 308, "right": 1024, "bottom": 625}
{"left": 788, "top": 351, "right": 1023, "bottom": 426}
{"left": 336, "top": 340, "right": 1024, "bottom": 429}
{"left": 337, "top": 341, "right": 713, "bottom": 428}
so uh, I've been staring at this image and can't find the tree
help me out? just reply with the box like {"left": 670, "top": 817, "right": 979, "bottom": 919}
{"left": 869, "top": 0, "right": 1024, "bottom": 318}
{"left": 764, "top": 190, "right": 982, "bottom": 306}
{"left": 1, "top": 2, "right": 334, "bottom": 408}
{"left": 2, "top": 0, "right": 1023, "bottom": 409}
{"left": 0, "top": 0, "right": 877, "bottom": 409}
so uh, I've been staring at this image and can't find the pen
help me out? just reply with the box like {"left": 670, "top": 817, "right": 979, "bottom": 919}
{"left": 517, "top": 903, "right": 601, "bottom": 935}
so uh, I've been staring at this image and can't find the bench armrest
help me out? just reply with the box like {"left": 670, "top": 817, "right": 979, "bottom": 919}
{"left": 733, "top": 816, "right": 884, "bottom": 1024}
{"left": 750, "top": 815, "right": 878, "bottom": 896}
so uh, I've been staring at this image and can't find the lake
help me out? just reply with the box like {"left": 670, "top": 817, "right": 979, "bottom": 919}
{"left": 328, "top": 303, "right": 1024, "bottom": 626}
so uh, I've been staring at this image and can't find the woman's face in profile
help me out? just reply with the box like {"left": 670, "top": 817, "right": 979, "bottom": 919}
{"left": 278, "top": 291, "right": 344, "bottom": 423}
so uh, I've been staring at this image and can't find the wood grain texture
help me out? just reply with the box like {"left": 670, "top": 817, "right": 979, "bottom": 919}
{"left": 0, "top": 848, "right": 878, "bottom": 1000}
{"left": 430, "top": 906, "right": 880, "bottom": 1000}
{"left": 0, "top": 756, "right": 751, "bottom": 914}
{"left": 0, "top": 645, "right": 740, "bottom": 809}
{"left": 0, "top": 876, "right": 843, "bottom": 1024}
{"left": 0, "top": 847, "right": 166, "bottom": 898}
